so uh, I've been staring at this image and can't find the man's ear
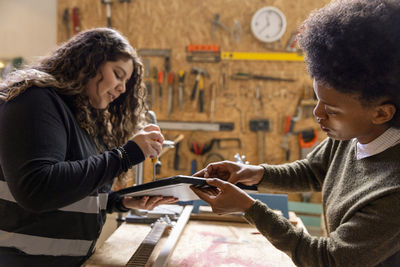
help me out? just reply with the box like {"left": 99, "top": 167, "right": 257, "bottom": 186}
{"left": 372, "top": 103, "right": 396, "bottom": 125}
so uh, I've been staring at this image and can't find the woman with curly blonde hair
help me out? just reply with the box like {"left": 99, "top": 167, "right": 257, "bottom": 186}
{"left": 0, "top": 28, "right": 177, "bottom": 266}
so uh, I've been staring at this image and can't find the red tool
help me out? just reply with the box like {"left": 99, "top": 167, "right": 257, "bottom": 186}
{"left": 299, "top": 129, "right": 318, "bottom": 149}
{"left": 190, "top": 138, "right": 241, "bottom": 155}
{"left": 187, "top": 44, "right": 220, "bottom": 53}
{"left": 191, "top": 142, "right": 206, "bottom": 155}
{"left": 299, "top": 129, "right": 318, "bottom": 159}
{"left": 72, "top": 7, "right": 81, "bottom": 35}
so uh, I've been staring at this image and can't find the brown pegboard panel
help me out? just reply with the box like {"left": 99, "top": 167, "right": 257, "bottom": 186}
{"left": 57, "top": 0, "right": 330, "bottom": 192}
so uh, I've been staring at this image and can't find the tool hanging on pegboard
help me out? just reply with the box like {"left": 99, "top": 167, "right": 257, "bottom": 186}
{"left": 198, "top": 76, "right": 205, "bottom": 113}
{"left": 61, "top": 8, "right": 70, "bottom": 41}
{"left": 190, "top": 138, "right": 242, "bottom": 156}
{"left": 230, "top": 72, "right": 296, "bottom": 82}
{"left": 285, "top": 31, "right": 299, "bottom": 52}
{"left": 101, "top": 0, "right": 113, "bottom": 28}
{"left": 150, "top": 67, "right": 158, "bottom": 109}
{"left": 167, "top": 72, "right": 174, "bottom": 118}
{"left": 137, "top": 49, "right": 172, "bottom": 112}
{"left": 298, "top": 129, "right": 318, "bottom": 203}
{"left": 157, "top": 70, "right": 164, "bottom": 110}
{"left": 221, "top": 51, "right": 304, "bottom": 61}
{"left": 177, "top": 70, "right": 185, "bottom": 110}
{"left": 190, "top": 67, "right": 209, "bottom": 110}
{"left": 299, "top": 129, "right": 318, "bottom": 159}
{"left": 186, "top": 44, "right": 221, "bottom": 63}
{"left": 281, "top": 106, "right": 302, "bottom": 161}
{"left": 158, "top": 121, "right": 234, "bottom": 132}
{"left": 209, "top": 82, "right": 217, "bottom": 122}
{"left": 72, "top": 7, "right": 81, "bottom": 35}
{"left": 250, "top": 119, "right": 270, "bottom": 163}
{"left": 211, "top": 14, "right": 231, "bottom": 41}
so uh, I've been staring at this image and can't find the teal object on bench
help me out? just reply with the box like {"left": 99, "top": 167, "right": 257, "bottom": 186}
{"left": 288, "top": 201, "right": 322, "bottom": 227}
{"left": 186, "top": 193, "right": 289, "bottom": 219}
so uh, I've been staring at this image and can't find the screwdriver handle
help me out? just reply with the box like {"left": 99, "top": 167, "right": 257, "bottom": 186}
{"left": 191, "top": 76, "right": 199, "bottom": 100}
{"left": 158, "top": 71, "right": 164, "bottom": 84}
{"left": 168, "top": 72, "right": 174, "bottom": 84}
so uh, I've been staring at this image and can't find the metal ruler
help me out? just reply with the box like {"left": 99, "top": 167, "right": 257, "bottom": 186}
{"left": 125, "top": 221, "right": 167, "bottom": 267}
{"left": 158, "top": 121, "right": 234, "bottom": 131}
{"left": 126, "top": 205, "right": 193, "bottom": 267}
{"left": 153, "top": 205, "right": 193, "bottom": 267}
{"left": 221, "top": 52, "right": 304, "bottom": 61}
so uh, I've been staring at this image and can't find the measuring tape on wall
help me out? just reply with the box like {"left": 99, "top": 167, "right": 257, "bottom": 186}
{"left": 221, "top": 51, "right": 304, "bottom": 61}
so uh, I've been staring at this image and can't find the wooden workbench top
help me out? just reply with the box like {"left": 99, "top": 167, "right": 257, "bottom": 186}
{"left": 84, "top": 211, "right": 303, "bottom": 267}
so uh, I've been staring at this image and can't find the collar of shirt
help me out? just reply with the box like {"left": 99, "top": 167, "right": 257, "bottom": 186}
{"left": 356, "top": 127, "right": 400, "bottom": 160}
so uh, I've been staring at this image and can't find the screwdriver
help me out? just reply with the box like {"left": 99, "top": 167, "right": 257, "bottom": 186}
{"left": 178, "top": 70, "right": 185, "bottom": 110}
{"left": 167, "top": 72, "right": 174, "bottom": 118}
{"left": 150, "top": 67, "right": 158, "bottom": 108}
{"left": 157, "top": 71, "right": 163, "bottom": 109}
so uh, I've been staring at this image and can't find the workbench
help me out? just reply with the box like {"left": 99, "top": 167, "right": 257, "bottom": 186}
{"left": 84, "top": 207, "right": 305, "bottom": 267}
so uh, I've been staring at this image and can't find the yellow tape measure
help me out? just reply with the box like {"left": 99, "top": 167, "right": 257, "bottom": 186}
{"left": 221, "top": 52, "right": 305, "bottom": 62}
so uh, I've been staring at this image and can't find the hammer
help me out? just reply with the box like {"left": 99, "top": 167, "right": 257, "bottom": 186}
{"left": 190, "top": 67, "right": 210, "bottom": 112}
{"left": 190, "top": 67, "right": 209, "bottom": 101}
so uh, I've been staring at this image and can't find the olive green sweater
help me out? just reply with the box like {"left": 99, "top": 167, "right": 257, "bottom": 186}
{"left": 244, "top": 138, "right": 400, "bottom": 267}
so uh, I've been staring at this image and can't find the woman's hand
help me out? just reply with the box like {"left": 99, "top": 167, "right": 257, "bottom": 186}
{"left": 193, "top": 160, "right": 264, "bottom": 186}
{"left": 191, "top": 178, "right": 255, "bottom": 215}
{"left": 131, "top": 124, "right": 164, "bottom": 158}
{"left": 122, "top": 195, "right": 178, "bottom": 210}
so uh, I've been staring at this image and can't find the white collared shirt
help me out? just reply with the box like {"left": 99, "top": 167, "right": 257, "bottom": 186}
{"left": 356, "top": 127, "right": 400, "bottom": 160}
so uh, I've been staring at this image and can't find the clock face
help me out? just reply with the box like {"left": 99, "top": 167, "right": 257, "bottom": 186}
{"left": 251, "top": 6, "right": 287, "bottom": 43}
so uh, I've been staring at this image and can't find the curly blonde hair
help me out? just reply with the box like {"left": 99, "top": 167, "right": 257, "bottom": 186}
{"left": 0, "top": 28, "right": 148, "bottom": 186}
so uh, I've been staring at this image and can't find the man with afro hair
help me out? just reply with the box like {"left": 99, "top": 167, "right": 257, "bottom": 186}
{"left": 192, "top": 1, "right": 400, "bottom": 266}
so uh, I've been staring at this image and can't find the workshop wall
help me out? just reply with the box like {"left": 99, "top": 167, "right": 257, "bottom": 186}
{"left": 0, "top": 0, "right": 57, "bottom": 60}
{"left": 57, "top": 0, "right": 330, "bottom": 202}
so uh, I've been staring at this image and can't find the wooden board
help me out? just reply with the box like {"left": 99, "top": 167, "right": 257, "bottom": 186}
{"left": 166, "top": 220, "right": 296, "bottom": 267}
{"left": 84, "top": 224, "right": 152, "bottom": 266}
{"left": 57, "top": 0, "right": 329, "bottom": 203}
{"left": 84, "top": 211, "right": 304, "bottom": 266}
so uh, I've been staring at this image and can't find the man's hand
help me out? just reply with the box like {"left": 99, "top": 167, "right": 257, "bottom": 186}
{"left": 131, "top": 124, "right": 164, "bottom": 158}
{"left": 193, "top": 160, "right": 264, "bottom": 186}
{"left": 191, "top": 178, "right": 255, "bottom": 215}
{"left": 122, "top": 195, "right": 178, "bottom": 210}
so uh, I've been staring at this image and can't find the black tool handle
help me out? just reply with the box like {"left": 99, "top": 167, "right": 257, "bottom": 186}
{"left": 286, "top": 149, "right": 290, "bottom": 161}
{"left": 199, "top": 89, "right": 204, "bottom": 112}
{"left": 173, "top": 143, "right": 180, "bottom": 170}
{"left": 191, "top": 80, "right": 198, "bottom": 100}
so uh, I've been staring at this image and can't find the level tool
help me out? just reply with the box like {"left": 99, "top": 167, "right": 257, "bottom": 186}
{"left": 221, "top": 52, "right": 304, "bottom": 61}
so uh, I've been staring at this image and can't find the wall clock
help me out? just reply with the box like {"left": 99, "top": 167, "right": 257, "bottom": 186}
{"left": 250, "top": 6, "right": 287, "bottom": 43}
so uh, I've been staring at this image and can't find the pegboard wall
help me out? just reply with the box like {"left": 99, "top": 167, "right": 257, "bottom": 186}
{"left": 57, "top": 0, "right": 330, "bottom": 202}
